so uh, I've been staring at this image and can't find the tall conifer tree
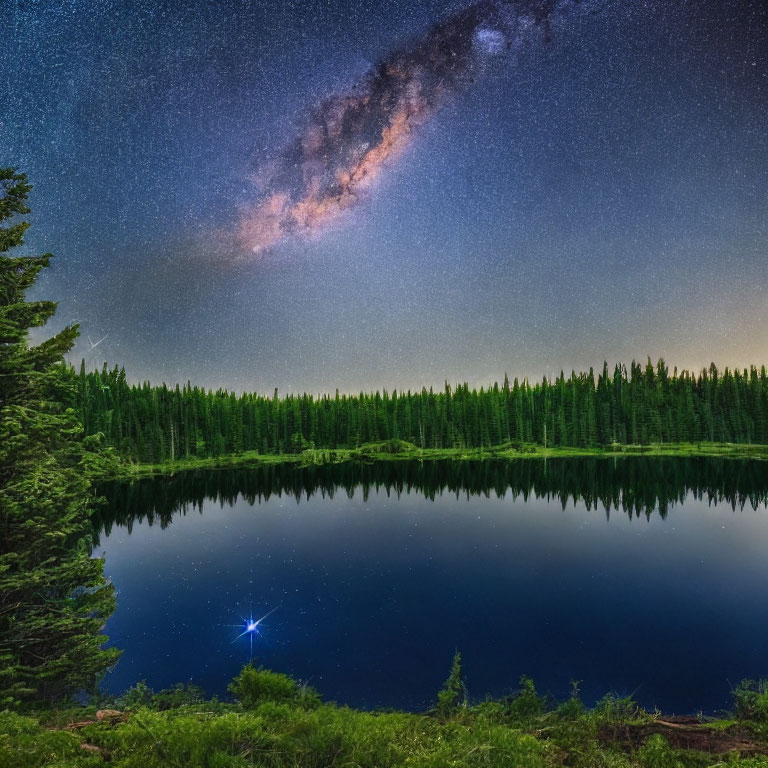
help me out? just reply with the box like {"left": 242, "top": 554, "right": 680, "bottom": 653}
{"left": 0, "top": 168, "right": 120, "bottom": 705}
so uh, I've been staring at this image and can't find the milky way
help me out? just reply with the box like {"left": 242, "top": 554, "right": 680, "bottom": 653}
{"left": 4, "top": 0, "right": 765, "bottom": 391}
{"left": 238, "top": 0, "right": 589, "bottom": 255}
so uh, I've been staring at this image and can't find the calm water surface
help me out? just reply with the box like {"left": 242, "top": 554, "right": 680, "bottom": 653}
{"left": 97, "top": 459, "right": 768, "bottom": 713}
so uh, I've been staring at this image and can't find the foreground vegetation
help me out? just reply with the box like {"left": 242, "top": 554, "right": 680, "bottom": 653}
{"left": 4, "top": 664, "right": 768, "bottom": 768}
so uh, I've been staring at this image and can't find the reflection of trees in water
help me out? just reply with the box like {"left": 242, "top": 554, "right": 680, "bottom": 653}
{"left": 93, "top": 458, "right": 768, "bottom": 538}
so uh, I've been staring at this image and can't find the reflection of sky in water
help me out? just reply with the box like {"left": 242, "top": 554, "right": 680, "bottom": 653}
{"left": 100, "top": 490, "right": 768, "bottom": 713}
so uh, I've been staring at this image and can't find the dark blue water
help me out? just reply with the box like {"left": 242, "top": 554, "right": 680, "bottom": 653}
{"left": 98, "top": 462, "right": 768, "bottom": 714}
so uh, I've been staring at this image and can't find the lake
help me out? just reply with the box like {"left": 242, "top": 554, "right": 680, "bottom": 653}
{"left": 95, "top": 457, "right": 768, "bottom": 714}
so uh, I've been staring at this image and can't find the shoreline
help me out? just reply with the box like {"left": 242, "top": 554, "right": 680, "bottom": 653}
{"left": 97, "top": 441, "right": 768, "bottom": 480}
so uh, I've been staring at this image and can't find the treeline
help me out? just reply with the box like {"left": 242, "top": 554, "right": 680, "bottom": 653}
{"left": 72, "top": 359, "right": 768, "bottom": 464}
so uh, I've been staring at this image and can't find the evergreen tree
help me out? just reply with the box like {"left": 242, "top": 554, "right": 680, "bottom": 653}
{"left": 435, "top": 650, "right": 466, "bottom": 718}
{"left": 0, "top": 168, "right": 120, "bottom": 705}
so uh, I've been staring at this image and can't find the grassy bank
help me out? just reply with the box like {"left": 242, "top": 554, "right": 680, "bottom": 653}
{"left": 99, "top": 440, "right": 768, "bottom": 479}
{"left": 4, "top": 668, "right": 768, "bottom": 767}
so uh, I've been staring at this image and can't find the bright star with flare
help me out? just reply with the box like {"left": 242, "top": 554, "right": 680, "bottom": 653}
{"left": 231, "top": 606, "right": 279, "bottom": 657}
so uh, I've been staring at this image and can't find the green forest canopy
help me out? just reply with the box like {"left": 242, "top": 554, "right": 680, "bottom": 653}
{"left": 73, "top": 359, "right": 768, "bottom": 464}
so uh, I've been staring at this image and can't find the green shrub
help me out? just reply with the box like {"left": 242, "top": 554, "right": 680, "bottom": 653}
{"left": 0, "top": 711, "right": 101, "bottom": 768}
{"left": 733, "top": 679, "right": 768, "bottom": 723}
{"left": 118, "top": 680, "right": 154, "bottom": 710}
{"left": 288, "top": 432, "right": 314, "bottom": 454}
{"left": 152, "top": 683, "right": 206, "bottom": 711}
{"left": 507, "top": 676, "right": 545, "bottom": 722}
{"left": 557, "top": 695, "right": 587, "bottom": 721}
{"left": 351, "top": 439, "right": 419, "bottom": 457}
{"left": 228, "top": 664, "right": 320, "bottom": 709}
{"left": 117, "top": 681, "right": 207, "bottom": 711}
{"left": 592, "top": 693, "right": 648, "bottom": 725}
{"left": 83, "top": 709, "right": 272, "bottom": 768}
{"left": 637, "top": 734, "right": 684, "bottom": 768}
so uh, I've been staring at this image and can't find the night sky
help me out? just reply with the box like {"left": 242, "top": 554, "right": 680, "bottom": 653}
{"left": 2, "top": 0, "right": 766, "bottom": 394}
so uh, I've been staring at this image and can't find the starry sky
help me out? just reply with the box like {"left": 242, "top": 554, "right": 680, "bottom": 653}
{"left": 2, "top": 0, "right": 766, "bottom": 394}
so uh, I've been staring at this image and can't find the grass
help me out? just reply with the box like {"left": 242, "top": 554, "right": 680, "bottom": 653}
{"left": 97, "top": 441, "right": 768, "bottom": 480}
{"left": 3, "top": 668, "right": 768, "bottom": 767}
